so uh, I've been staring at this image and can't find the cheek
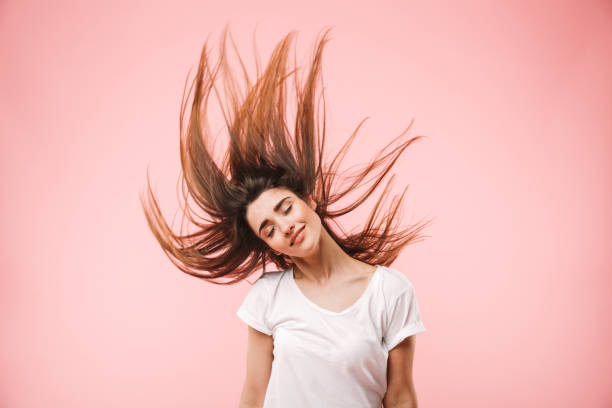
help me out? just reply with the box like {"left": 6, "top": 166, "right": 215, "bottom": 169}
{"left": 269, "top": 237, "right": 280, "bottom": 247}
{"left": 268, "top": 236, "right": 286, "bottom": 250}
{"left": 306, "top": 209, "right": 321, "bottom": 226}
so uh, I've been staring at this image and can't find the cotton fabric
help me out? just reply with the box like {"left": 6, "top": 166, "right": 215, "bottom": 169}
{"left": 236, "top": 264, "right": 426, "bottom": 408}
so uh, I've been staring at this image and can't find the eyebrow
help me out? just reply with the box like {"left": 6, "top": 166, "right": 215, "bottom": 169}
{"left": 258, "top": 196, "right": 291, "bottom": 236}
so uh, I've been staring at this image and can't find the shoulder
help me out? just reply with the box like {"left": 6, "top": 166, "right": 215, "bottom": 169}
{"left": 255, "top": 269, "right": 285, "bottom": 284}
{"left": 250, "top": 268, "right": 286, "bottom": 294}
{"left": 237, "top": 269, "right": 286, "bottom": 312}
{"left": 377, "top": 265, "right": 416, "bottom": 299}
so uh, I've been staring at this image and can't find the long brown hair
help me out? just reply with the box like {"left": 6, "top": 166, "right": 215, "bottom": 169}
{"left": 140, "top": 25, "right": 433, "bottom": 285}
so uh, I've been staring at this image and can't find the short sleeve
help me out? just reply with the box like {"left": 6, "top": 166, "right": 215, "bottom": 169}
{"left": 236, "top": 276, "right": 273, "bottom": 336}
{"left": 383, "top": 281, "right": 426, "bottom": 351}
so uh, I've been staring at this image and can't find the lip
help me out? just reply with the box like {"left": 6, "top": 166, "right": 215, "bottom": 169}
{"left": 290, "top": 225, "right": 306, "bottom": 246}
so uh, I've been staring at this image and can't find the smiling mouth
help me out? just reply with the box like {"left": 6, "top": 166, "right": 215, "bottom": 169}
{"left": 290, "top": 225, "right": 305, "bottom": 246}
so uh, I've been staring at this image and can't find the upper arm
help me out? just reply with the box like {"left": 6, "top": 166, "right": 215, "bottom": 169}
{"left": 383, "top": 335, "right": 419, "bottom": 407}
{"left": 239, "top": 326, "right": 274, "bottom": 406}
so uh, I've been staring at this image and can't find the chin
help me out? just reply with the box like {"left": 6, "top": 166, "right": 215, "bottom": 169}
{"left": 294, "top": 237, "right": 320, "bottom": 258}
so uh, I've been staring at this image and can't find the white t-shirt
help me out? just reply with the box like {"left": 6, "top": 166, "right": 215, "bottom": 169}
{"left": 236, "top": 264, "right": 426, "bottom": 408}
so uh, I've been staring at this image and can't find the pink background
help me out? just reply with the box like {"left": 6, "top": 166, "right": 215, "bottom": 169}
{"left": 1, "top": 1, "right": 611, "bottom": 407}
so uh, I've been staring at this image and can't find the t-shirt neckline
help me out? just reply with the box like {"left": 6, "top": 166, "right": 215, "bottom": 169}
{"left": 289, "top": 264, "right": 381, "bottom": 316}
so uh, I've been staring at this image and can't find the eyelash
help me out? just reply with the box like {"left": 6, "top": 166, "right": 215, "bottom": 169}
{"left": 267, "top": 205, "right": 292, "bottom": 238}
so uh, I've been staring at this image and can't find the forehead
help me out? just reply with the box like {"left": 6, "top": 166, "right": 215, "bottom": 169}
{"left": 246, "top": 187, "right": 295, "bottom": 226}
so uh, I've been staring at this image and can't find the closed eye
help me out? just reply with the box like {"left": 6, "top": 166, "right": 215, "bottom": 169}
{"left": 266, "top": 205, "right": 292, "bottom": 238}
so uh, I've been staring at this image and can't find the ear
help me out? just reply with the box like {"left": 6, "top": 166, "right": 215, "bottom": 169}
{"left": 307, "top": 197, "right": 317, "bottom": 210}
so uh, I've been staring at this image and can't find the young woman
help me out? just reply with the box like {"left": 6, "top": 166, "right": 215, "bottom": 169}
{"left": 141, "top": 25, "right": 432, "bottom": 408}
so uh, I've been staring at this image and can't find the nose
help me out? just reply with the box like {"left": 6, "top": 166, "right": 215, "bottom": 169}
{"left": 279, "top": 222, "right": 295, "bottom": 236}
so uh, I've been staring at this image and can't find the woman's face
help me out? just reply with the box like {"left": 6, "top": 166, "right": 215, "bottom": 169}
{"left": 245, "top": 187, "right": 322, "bottom": 258}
